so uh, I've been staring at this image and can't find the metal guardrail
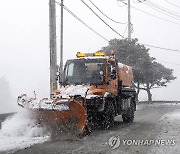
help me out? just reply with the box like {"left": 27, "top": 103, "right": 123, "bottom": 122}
{"left": 138, "top": 101, "right": 180, "bottom": 104}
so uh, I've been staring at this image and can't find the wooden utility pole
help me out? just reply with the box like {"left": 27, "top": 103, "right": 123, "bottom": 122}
{"left": 60, "top": 0, "right": 64, "bottom": 80}
{"left": 128, "top": 0, "right": 131, "bottom": 39}
{"left": 49, "top": 0, "right": 57, "bottom": 97}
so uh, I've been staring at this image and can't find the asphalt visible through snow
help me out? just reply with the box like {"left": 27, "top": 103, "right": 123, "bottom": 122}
{"left": 2, "top": 103, "right": 180, "bottom": 154}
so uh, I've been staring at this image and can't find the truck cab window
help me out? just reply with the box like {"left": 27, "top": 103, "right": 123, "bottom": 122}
{"left": 65, "top": 62, "right": 74, "bottom": 77}
{"left": 64, "top": 59, "right": 106, "bottom": 85}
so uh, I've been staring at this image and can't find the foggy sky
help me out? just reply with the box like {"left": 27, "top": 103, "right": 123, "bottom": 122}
{"left": 0, "top": 0, "right": 180, "bottom": 103}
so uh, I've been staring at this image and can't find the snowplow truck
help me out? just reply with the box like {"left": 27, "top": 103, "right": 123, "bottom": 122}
{"left": 17, "top": 51, "right": 136, "bottom": 136}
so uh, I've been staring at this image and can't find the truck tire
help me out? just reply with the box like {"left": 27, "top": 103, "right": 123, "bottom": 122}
{"left": 122, "top": 98, "right": 135, "bottom": 123}
{"left": 102, "top": 100, "right": 115, "bottom": 129}
{"left": 77, "top": 123, "right": 92, "bottom": 138}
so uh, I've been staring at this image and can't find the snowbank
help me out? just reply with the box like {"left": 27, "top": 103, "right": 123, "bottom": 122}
{"left": 0, "top": 110, "right": 50, "bottom": 153}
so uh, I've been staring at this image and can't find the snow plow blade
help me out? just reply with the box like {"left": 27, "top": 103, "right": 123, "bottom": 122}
{"left": 17, "top": 95, "right": 88, "bottom": 136}
{"left": 36, "top": 100, "right": 87, "bottom": 134}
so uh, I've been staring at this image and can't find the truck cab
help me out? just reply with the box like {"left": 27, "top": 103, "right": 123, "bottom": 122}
{"left": 60, "top": 51, "right": 136, "bottom": 128}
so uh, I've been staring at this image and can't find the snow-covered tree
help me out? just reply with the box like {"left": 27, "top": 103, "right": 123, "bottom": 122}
{"left": 135, "top": 61, "right": 176, "bottom": 101}
{"left": 102, "top": 38, "right": 176, "bottom": 101}
{"left": 0, "top": 76, "right": 13, "bottom": 113}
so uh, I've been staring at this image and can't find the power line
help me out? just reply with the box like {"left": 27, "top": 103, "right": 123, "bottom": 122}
{"left": 117, "top": 0, "right": 126, "bottom": 7}
{"left": 56, "top": 1, "right": 109, "bottom": 41}
{"left": 145, "top": 0, "right": 180, "bottom": 19}
{"left": 56, "top": 1, "right": 180, "bottom": 53}
{"left": 164, "top": 0, "right": 180, "bottom": 9}
{"left": 142, "top": 43, "right": 180, "bottom": 52}
{"left": 158, "top": 60, "right": 180, "bottom": 66}
{"left": 147, "top": 0, "right": 180, "bottom": 16}
{"left": 142, "top": 2, "right": 180, "bottom": 21}
{"left": 129, "top": 4, "right": 180, "bottom": 26}
{"left": 132, "top": 0, "right": 141, "bottom": 3}
{"left": 88, "top": 0, "right": 127, "bottom": 24}
{"left": 80, "top": 0, "right": 124, "bottom": 38}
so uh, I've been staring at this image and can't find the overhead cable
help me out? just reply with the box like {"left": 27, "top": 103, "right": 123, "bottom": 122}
{"left": 145, "top": 0, "right": 180, "bottom": 19}
{"left": 129, "top": 4, "right": 180, "bottom": 26}
{"left": 56, "top": 1, "right": 109, "bottom": 41}
{"left": 80, "top": 0, "right": 124, "bottom": 38}
{"left": 164, "top": 0, "right": 180, "bottom": 9}
{"left": 158, "top": 60, "right": 180, "bottom": 66}
{"left": 143, "top": 2, "right": 180, "bottom": 21}
{"left": 55, "top": 1, "right": 180, "bottom": 53}
{"left": 142, "top": 44, "right": 180, "bottom": 52}
{"left": 117, "top": 0, "right": 126, "bottom": 7}
{"left": 88, "top": 0, "right": 127, "bottom": 24}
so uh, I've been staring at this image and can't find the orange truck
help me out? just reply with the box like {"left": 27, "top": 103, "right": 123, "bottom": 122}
{"left": 18, "top": 51, "right": 136, "bottom": 136}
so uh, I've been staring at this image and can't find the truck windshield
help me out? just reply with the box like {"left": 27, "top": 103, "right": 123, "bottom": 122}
{"left": 64, "top": 59, "right": 106, "bottom": 85}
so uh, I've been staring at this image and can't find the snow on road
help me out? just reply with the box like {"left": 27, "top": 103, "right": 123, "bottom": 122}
{"left": 148, "top": 109, "right": 180, "bottom": 154}
{"left": 0, "top": 110, "right": 50, "bottom": 153}
{"left": 0, "top": 103, "right": 180, "bottom": 153}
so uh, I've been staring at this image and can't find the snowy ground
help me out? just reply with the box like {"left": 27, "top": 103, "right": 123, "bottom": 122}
{"left": 0, "top": 110, "right": 50, "bottom": 153}
{"left": 0, "top": 102, "right": 180, "bottom": 154}
{"left": 148, "top": 109, "right": 180, "bottom": 154}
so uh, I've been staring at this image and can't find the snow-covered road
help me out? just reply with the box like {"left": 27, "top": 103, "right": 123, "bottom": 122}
{"left": 1, "top": 103, "right": 180, "bottom": 154}
{"left": 148, "top": 109, "right": 180, "bottom": 154}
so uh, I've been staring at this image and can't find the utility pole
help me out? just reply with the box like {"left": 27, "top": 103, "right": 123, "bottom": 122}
{"left": 60, "top": 0, "right": 64, "bottom": 80}
{"left": 128, "top": 0, "right": 131, "bottom": 39}
{"left": 49, "top": 0, "right": 57, "bottom": 97}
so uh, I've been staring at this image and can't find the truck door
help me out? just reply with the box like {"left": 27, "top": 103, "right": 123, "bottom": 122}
{"left": 107, "top": 60, "right": 118, "bottom": 96}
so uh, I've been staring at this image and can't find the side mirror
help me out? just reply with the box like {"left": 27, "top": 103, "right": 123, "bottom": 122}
{"left": 110, "top": 68, "right": 116, "bottom": 80}
{"left": 57, "top": 72, "right": 64, "bottom": 85}
{"left": 99, "top": 71, "right": 104, "bottom": 83}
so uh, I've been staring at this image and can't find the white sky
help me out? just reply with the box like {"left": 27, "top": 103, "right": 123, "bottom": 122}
{"left": 0, "top": 0, "right": 180, "bottom": 101}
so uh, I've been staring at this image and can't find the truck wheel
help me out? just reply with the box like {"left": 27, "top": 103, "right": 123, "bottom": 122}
{"left": 122, "top": 98, "right": 135, "bottom": 123}
{"left": 102, "top": 100, "right": 115, "bottom": 129}
{"left": 77, "top": 123, "right": 92, "bottom": 138}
